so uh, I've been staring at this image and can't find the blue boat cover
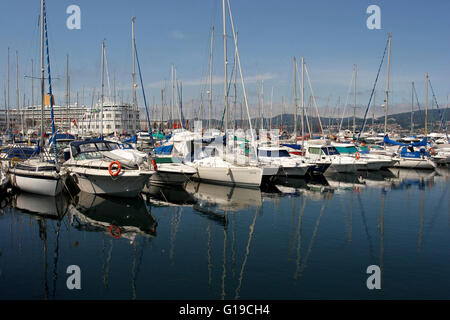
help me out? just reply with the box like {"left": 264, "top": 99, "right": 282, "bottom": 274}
{"left": 400, "top": 147, "right": 429, "bottom": 158}
{"left": 383, "top": 135, "right": 427, "bottom": 147}
{"left": 153, "top": 145, "right": 173, "bottom": 155}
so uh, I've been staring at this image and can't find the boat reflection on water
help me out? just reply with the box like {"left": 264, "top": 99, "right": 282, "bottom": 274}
{"left": 435, "top": 167, "right": 450, "bottom": 181}
{"left": 388, "top": 168, "right": 437, "bottom": 190}
{"left": 12, "top": 191, "right": 70, "bottom": 219}
{"left": 323, "top": 173, "right": 366, "bottom": 193}
{"left": 186, "top": 181, "right": 262, "bottom": 211}
{"left": 357, "top": 170, "right": 396, "bottom": 189}
{"left": 142, "top": 184, "right": 197, "bottom": 207}
{"left": 8, "top": 190, "right": 70, "bottom": 299}
{"left": 185, "top": 181, "right": 262, "bottom": 226}
{"left": 69, "top": 192, "right": 157, "bottom": 241}
{"left": 271, "top": 176, "right": 334, "bottom": 200}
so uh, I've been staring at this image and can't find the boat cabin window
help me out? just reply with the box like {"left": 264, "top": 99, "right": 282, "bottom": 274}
{"left": 79, "top": 144, "right": 98, "bottom": 153}
{"left": 96, "top": 142, "right": 110, "bottom": 151}
{"left": 308, "top": 147, "right": 322, "bottom": 155}
{"left": 258, "top": 149, "right": 291, "bottom": 157}
{"left": 71, "top": 141, "right": 120, "bottom": 160}
{"left": 321, "top": 146, "right": 339, "bottom": 155}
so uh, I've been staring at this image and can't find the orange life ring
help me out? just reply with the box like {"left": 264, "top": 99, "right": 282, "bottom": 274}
{"left": 151, "top": 159, "right": 158, "bottom": 171}
{"left": 10, "top": 156, "right": 20, "bottom": 167}
{"left": 355, "top": 152, "right": 361, "bottom": 160}
{"left": 108, "top": 161, "right": 121, "bottom": 176}
{"left": 109, "top": 225, "right": 121, "bottom": 239}
{"left": 429, "top": 147, "right": 435, "bottom": 155}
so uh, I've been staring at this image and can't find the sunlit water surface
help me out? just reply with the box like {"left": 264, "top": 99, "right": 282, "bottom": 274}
{"left": 0, "top": 168, "right": 449, "bottom": 299}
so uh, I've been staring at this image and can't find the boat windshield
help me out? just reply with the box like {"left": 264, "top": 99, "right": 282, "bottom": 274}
{"left": 321, "top": 146, "right": 340, "bottom": 155}
{"left": 335, "top": 146, "right": 358, "bottom": 154}
{"left": 258, "top": 149, "right": 291, "bottom": 157}
{"left": 71, "top": 141, "right": 120, "bottom": 160}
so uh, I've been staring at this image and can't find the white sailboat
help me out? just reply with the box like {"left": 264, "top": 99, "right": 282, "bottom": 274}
{"left": 9, "top": 0, "right": 66, "bottom": 197}
{"left": 154, "top": 1, "right": 265, "bottom": 189}
{"left": 148, "top": 161, "right": 197, "bottom": 187}
{"left": 392, "top": 145, "right": 436, "bottom": 169}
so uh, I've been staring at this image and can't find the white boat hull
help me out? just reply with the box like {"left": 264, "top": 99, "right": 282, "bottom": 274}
{"left": 394, "top": 158, "right": 436, "bottom": 169}
{"left": 363, "top": 161, "right": 384, "bottom": 171}
{"left": 147, "top": 171, "right": 193, "bottom": 187}
{"left": 70, "top": 171, "right": 150, "bottom": 197}
{"left": 10, "top": 173, "right": 63, "bottom": 196}
{"left": 194, "top": 166, "right": 263, "bottom": 188}
{"left": 147, "top": 163, "right": 196, "bottom": 187}
{"left": 261, "top": 166, "right": 280, "bottom": 177}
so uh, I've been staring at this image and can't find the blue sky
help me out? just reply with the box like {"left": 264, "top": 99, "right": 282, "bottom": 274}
{"left": 0, "top": 0, "right": 449, "bottom": 119}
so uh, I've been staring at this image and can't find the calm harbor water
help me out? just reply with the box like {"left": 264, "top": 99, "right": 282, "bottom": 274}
{"left": 0, "top": 168, "right": 449, "bottom": 300}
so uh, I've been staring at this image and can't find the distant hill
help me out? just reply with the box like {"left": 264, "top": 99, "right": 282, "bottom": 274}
{"left": 187, "top": 108, "right": 449, "bottom": 132}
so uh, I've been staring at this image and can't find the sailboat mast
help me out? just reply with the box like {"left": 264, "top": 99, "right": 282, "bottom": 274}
{"left": 31, "top": 59, "right": 34, "bottom": 128}
{"left": 131, "top": 17, "right": 137, "bottom": 112}
{"left": 209, "top": 26, "right": 214, "bottom": 131}
{"left": 101, "top": 41, "right": 105, "bottom": 137}
{"left": 66, "top": 54, "right": 70, "bottom": 130}
{"left": 270, "top": 86, "right": 273, "bottom": 130}
{"left": 384, "top": 32, "right": 392, "bottom": 135}
{"left": 372, "top": 91, "right": 376, "bottom": 131}
{"left": 40, "top": 0, "right": 45, "bottom": 151}
{"left": 222, "top": 0, "right": 228, "bottom": 132}
{"left": 293, "top": 57, "right": 298, "bottom": 138}
{"left": 171, "top": 64, "right": 174, "bottom": 129}
{"left": 233, "top": 33, "right": 238, "bottom": 130}
{"left": 301, "top": 57, "right": 305, "bottom": 148}
{"left": 411, "top": 81, "right": 414, "bottom": 134}
{"left": 425, "top": 73, "right": 428, "bottom": 137}
{"left": 353, "top": 64, "right": 356, "bottom": 133}
{"left": 16, "top": 51, "right": 21, "bottom": 135}
{"left": 260, "top": 79, "right": 264, "bottom": 130}
{"left": 7, "top": 48, "right": 10, "bottom": 131}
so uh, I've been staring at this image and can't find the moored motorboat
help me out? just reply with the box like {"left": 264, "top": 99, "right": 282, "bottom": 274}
{"left": 63, "top": 139, "right": 154, "bottom": 197}
{"left": 303, "top": 141, "right": 359, "bottom": 173}
{"left": 257, "top": 146, "right": 314, "bottom": 177}
{"left": 332, "top": 143, "right": 386, "bottom": 171}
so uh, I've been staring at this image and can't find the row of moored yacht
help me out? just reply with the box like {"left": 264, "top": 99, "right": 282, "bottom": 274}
{"left": 1, "top": 130, "right": 448, "bottom": 198}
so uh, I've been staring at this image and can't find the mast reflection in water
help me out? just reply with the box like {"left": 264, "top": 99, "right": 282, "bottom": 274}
{"left": 0, "top": 168, "right": 448, "bottom": 299}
